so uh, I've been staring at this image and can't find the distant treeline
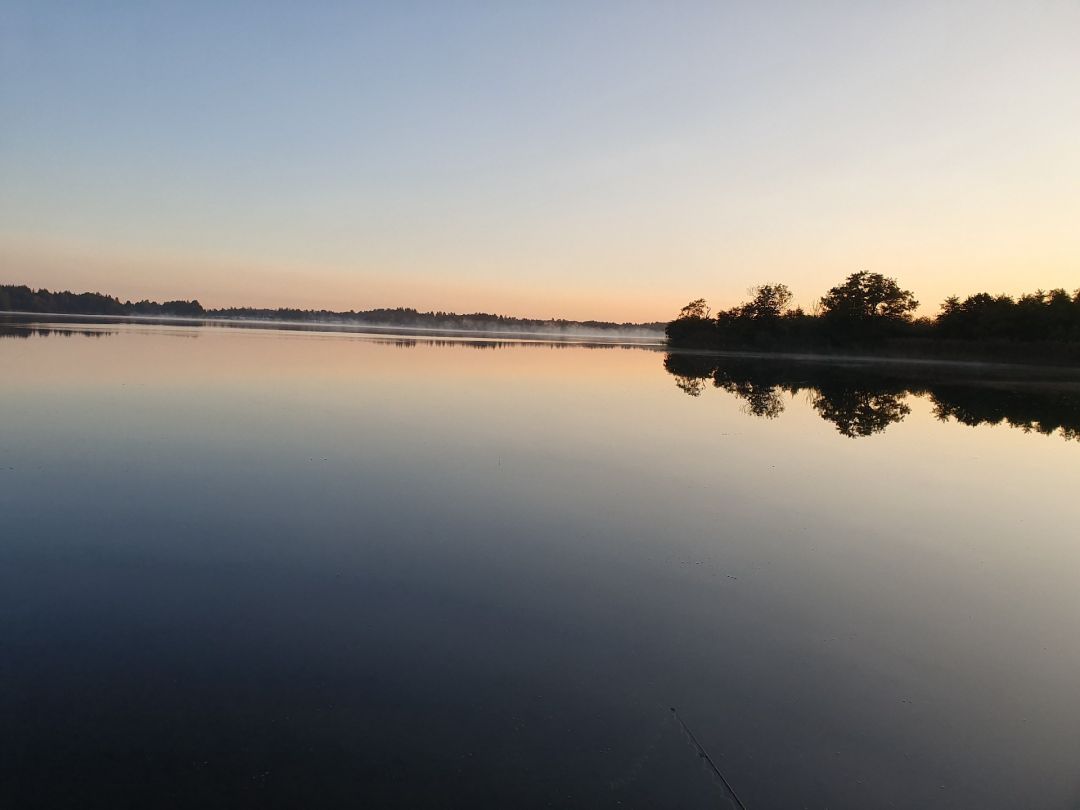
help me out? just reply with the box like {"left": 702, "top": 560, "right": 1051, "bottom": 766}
{"left": 0, "top": 285, "right": 206, "bottom": 317}
{"left": 211, "top": 305, "right": 664, "bottom": 334}
{"left": 667, "top": 272, "right": 1080, "bottom": 364}
{"left": 0, "top": 284, "right": 664, "bottom": 334}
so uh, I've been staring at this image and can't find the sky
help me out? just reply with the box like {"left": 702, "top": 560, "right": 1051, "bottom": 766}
{"left": 1, "top": 1, "right": 1078, "bottom": 321}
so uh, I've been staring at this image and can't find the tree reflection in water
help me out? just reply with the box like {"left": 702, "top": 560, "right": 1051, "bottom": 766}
{"left": 0, "top": 324, "right": 114, "bottom": 340}
{"left": 809, "top": 388, "right": 910, "bottom": 438}
{"left": 664, "top": 352, "right": 1080, "bottom": 441}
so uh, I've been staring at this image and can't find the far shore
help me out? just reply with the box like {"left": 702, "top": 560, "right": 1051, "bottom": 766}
{"left": 9, "top": 310, "right": 1080, "bottom": 376}
{"left": 664, "top": 344, "right": 1080, "bottom": 382}
{"left": 0, "top": 310, "right": 667, "bottom": 346}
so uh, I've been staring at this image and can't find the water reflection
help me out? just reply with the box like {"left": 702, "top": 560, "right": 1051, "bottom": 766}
{"left": 4, "top": 318, "right": 1080, "bottom": 808}
{"left": 1, "top": 315, "right": 669, "bottom": 355}
{"left": 0, "top": 323, "right": 115, "bottom": 339}
{"left": 369, "top": 336, "right": 656, "bottom": 351}
{"left": 0, "top": 313, "right": 662, "bottom": 347}
{"left": 665, "top": 352, "right": 1080, "bottom": 440}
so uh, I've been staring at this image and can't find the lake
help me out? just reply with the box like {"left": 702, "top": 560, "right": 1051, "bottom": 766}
{"left": 2, "top": 317, "right": 1079, "bottom": 808}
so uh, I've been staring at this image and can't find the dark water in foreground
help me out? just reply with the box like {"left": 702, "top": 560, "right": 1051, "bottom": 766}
{"left": 2, "top": 319, "right": 1079, "bottom": 808}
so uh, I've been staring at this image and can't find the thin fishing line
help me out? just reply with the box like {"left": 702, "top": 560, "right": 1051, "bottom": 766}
{"left": 670, "top": 706, "right": 749, "bottom": 810}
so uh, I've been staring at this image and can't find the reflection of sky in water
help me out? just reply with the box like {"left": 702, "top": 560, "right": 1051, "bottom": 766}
{"left": 2, "top": 321, "right": 1079, "bottom": 808}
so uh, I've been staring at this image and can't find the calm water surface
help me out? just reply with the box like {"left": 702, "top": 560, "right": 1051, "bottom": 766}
{"left": 2, "top": 320, "right": 1079, "bottom": 808}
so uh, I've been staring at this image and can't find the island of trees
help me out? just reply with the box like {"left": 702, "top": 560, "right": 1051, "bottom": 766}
{"left": 0, "top": 284, "right": 664, "bottom": 335}
{"left": 667, "top": 272, "right": 1080, "bottom": 365}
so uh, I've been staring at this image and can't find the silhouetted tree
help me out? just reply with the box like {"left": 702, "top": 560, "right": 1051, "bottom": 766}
{"left": 679, "top": 299, "right": 711, "bottom": 319}
{"left": 161, "top": 299, "right": 205, "bottom": 316}
{"left": 936, "top": 287, "right": 1080, "bottom": 343}
{"left": 666, "top": 300, "right": 718, "bottom": 345}
{"left": 737, "top": 284, "right": 793, "bottom": 321}
{"left": 819, "top": 271, "right": 918, "bottom": 329}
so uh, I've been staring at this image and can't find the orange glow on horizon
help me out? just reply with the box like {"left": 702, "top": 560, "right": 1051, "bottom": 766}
{"left": 3, "top": 236, "right": 1077, "bottom": 325}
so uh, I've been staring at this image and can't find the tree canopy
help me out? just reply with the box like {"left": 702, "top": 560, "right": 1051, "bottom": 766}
{"left": 666, "top": 272, "right": 1080, "bottom": 361}
{"left": 819, "top": 271, "right": 918, "bottom": 322}
{"left": 677, "top": 299, "right": 711, "bottom": 320}
{"left": 736, "top": 284, "right": 794, "bottom": 321}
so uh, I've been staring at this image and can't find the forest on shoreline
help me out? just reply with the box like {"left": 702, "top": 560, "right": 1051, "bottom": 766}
{"left": 667, "top": 272, "right": 1080, "bottom": 365}
{"left": 7, "top": 276, "right": 1080, "bottom": 361}
{"left": 0, "top": 284, "right": 664, "bottom": 335}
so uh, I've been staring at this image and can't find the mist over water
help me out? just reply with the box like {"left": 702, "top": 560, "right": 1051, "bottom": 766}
{"left": 2, "top": 319, "right": 1079, "bottom": 809}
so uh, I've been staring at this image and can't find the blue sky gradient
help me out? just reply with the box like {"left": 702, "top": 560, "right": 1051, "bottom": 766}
{"left": 2, "top": 1, "right": 1078, "bottom": 319}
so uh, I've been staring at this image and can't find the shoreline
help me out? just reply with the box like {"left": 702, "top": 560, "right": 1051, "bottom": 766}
{"left": 1, "top": 310, "right": 667, "bottom": 347}
{"left": 663, "top": 344, "right": 1080, "bottom": 379}
{"left": 7, "top": 310, "right": 1080, "bottom": 375}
